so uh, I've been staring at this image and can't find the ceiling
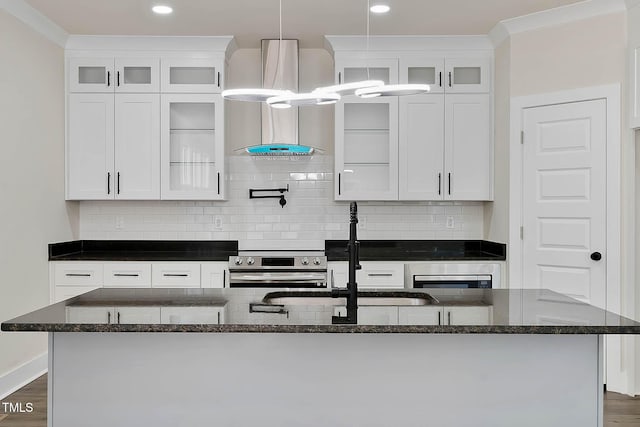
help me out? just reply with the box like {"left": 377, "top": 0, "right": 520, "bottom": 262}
{"left": 24, "top": 0, "right": 586, "bottom": 48}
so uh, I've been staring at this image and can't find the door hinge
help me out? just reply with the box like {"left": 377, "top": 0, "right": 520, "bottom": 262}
{"left": 520, "top": 226, "right": 524, "bottom": 240}
{"left": 520, "top": 131, "right": 524, "bottom": 144}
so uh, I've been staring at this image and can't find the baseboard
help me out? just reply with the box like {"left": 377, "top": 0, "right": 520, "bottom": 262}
{"left": 0, "top": 352, "right": 47, "bottom": 400}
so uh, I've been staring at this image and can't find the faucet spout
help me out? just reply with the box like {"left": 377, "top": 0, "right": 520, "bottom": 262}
{"left": 332, "top": 202, "right": 360, "bottom": 324}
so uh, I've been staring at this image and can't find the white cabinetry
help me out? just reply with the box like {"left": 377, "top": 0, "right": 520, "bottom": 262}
{"left": 161, "top": 57, "right": 224, "bottom": 93}
{"left": 52, "top": 263, "right": 103, "bottom": 303}
{"left": 329, "top": 261, "right": 404, "bottom": 289}
{"left": 151, "top": 263, "right": 201, "bottom": 288}
{"left": 103, "top": 263, "right": 152, "bottom": 288}
{"left": 398, "top": 305, "right": 492, "bottom": 325}
{"left": 68, "top": 57, "right": 159, "bottom": 93}
{"left": 201, "top": 262, "right": 228, "bottom": 288}
{"left": 328, "top": 37, "right": 493, "bottom": 201}
{"left": 160, "top": 306, "right": 224, "bottom": 324}
{"left": 161, "top": 94, "right": 225, "bottom": 199}
{"left": 630, "top": 4, "right": 640, "bottom": 129}
{"left": 66, "top": 306, "right": 161, "bottom": 324}
{"left": 335, "top": 97, "right": 398, "bottom": 200}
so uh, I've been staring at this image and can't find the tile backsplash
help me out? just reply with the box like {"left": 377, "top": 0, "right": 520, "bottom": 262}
{"left": 79, "top": 155, "right": 485, "bottom": 249}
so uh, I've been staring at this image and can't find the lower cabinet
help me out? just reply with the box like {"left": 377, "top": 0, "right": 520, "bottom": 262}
{"left": 328, "top": 261, "right": 405, "bottom": 289}
{"left": 65, "top": 306, "right": 225, "bottom": 324}
{"left": 65, "top": 306, "right": 161, "bottom": 324}
{"left": 334, "top": 305, "right": 490, "bottom": 325}
{"left": 151, "top": 263, "right": 201, "bottom": 288}
{"left": 398, "top": 306, "right": 492, "bottom": 325}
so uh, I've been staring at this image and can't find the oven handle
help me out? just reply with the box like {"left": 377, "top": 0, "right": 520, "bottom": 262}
{"left": 230, "top": 273, "right": 327, "bottom": 282}
{"left": 413, "top": 275, "right": 492, "bottom": 282}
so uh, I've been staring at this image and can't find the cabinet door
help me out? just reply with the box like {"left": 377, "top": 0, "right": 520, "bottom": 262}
{"left": 67, "top": 94, "right": 115, "bottom": 200}
{"left": 335, "top": 58, "right": 398, "bottom": 85}
{"left": 399, "top": 95, "right": 445, "bottom": 200}
{"left": 114, "top": 58, "right": 160, "bottom": 93}
{"left": 114, "top": 94, "right": 160, "bottom": 199}
{"left": 103, "top": 262, "right": 152, "bottom": 288}
{"left": 68, "top": 58, "right": 114, "bottom": 93}
{"left": 201, "top": 262, "right": 227, "bottom": 288}
{"left": 161, "top": 94, "right": 225, "bottom": 200}
{"left": 444, "top": 58, "right": 491, "bottom": 94}
{"left": 334, "top": 306, "right": 398, "bottom": 325}
{"left": 66, "top": 307, "right": 114, "bottom": 324}
{"left": 161, "top": 57, "right": 223, "bottom": 93}
{"left": 444, "top": 94, "right": 492, "bottom": 201}
{"left": 445, "top": 306, "right": 492, "bottom": 325}
{"left": 335, "top": 97, "right": 398, "bottom": 200}
{"left": 399, "top": 57, "right": 445, "bottom": 94}
{"left": 115, "top": 307, "right": 161, "bottom": 324}
{"left": 398, "top": 307, "right": 443, "bottom": 325}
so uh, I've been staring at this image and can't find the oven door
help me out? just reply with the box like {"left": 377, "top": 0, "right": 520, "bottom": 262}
{"left": 229, "top": 272, "right": 327, "bottom": 288}
{"left": 413, "top": 275, "right": 491, "bottom": 289}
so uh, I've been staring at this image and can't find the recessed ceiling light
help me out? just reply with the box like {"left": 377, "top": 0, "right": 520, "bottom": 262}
{"left": 370, "top": 4, "right": 390, "bottom": 14}
{"left": 152, "top": 5, "right": 173, "bottom": 14}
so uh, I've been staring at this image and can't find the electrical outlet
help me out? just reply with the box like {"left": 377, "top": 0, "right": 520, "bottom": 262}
{"left": 115, "top": 216, "right": 124, "bottom": 230}
{"left": 214, "top": 216, "right": 223, "bottom": 230}
{"left": 446, "top": 216, "right": 455, "bottom": 229}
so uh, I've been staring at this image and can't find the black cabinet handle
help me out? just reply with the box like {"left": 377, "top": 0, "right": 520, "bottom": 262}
{"left": 107, "top": 71, "right": 110, "bottom": 87}
{"left": 117, "top": 172, "right": 120, "bottom": 195}
{"left": 338, "top": 173, "right": 341, "bottom": 195}
{"left": 448, "top": 71, "right": 452, "bottom": 87}
{"left": 448, "top": 311, "right": 451, "bottom": 325}
{"left": 590, "top": 252, "right": 602, "bottom": 261}
{"left": 117, "top": 312, "right": 121, "bottom": 324}
{"left": 114, "top": 273, "right": 139, "bottom": 277}
{"left": 217, "top": 72, "right": 221, "bottom": 88}
{"left": 163, "top": 273, "right": 189, "bottom": 277}
{"left": 66, "top": 273, "right": 90, "bottom": 277}
{"left": 438, "top": 311, "right": 441, "bottom": 326}
{"left": 107, "top": 311, "right": 111, "bottom": 323}
{"left": 338, "top": 72, "right": 342, "bottom": 84}
{"left": 117, "top": 71, "right": 120, "bottom": 87}
{"left": 223, "top": 269, "right": 227, "bottom": 288}
{"left": 439, "top": 72, "right": 442, "bottom": 87}
{"left": 107, "top": 172, "right": 111, "bottom": 195}
{"left": 438, "top": 173, "right": 441, "bottom": 195}
{"left": 448, "top": 173, "right": 451, "bottom": 195}
{"left": 217, "top": 172, "right": 220, "bottom": 195}
{"left": 217, "top": 311, "right": 221, "bottom": 324}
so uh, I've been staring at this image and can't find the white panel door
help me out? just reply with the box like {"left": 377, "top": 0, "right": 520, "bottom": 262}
{"left": 67, "top": 93, "right": 114, "bottom": 200}
{"left": 114, "top": 94, "right": 160, "bottom": 199}
{"left": 444, "top": 94, "right": 492, "bottom": 200}
{"left": 522, "top": 99, "right": 606, "bottom": 308}
{"left": 399, "top": 95, "right": 445, "bottom": 200}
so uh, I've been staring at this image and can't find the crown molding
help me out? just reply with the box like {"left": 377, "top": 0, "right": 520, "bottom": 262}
{"left": 0, "top": 0, "right": 68, "bottom": 47}
{"left": 490, "top": 0, "right": 627, "bottom": 47}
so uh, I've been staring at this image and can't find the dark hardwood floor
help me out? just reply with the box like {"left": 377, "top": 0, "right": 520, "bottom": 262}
{"left": 1, "top": 375, "right": 639, "bottom": 426}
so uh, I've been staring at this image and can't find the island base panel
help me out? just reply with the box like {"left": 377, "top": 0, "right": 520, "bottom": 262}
{"left": 49, "top": 333, "right": 602, "bottom": 427}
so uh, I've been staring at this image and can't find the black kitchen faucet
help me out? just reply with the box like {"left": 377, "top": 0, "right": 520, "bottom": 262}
{"left": 332, "top": 202, "right": 361, "bottom": 324}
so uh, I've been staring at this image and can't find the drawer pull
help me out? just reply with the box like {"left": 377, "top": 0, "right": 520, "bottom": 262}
{"left": 163, "top": 273, "right": 189, "bottom": 277}
{"left": 367, "top": 273, "right": 393, "bottom": 277}
{"left": 107, "top": 312, "right": 111, "bottom": 323}
{"left": 65, "top": 273, "right": 91, "bottom": 277}
{"left": 114, "top": 273, "right": 140, "bottom": 277}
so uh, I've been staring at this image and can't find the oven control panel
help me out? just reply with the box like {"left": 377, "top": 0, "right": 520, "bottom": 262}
{"left": 229, "top": 256, "right": 327, "bottom": 270}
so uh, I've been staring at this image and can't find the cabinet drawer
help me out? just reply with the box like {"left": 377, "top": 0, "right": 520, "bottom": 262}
{"left": 54, "top": 263, "right": 104, "bottom": 286}
{"left": 160, "top": 306, "right": 224, "bottom": 324}
{"left": 358, "top": 262, "right": 405, "bottom": 289}
{"left": 103, "top": 263, "right": 151, "bottom": 288}
{"left": 152, "top": 263, "right": 201, "bottom": 287}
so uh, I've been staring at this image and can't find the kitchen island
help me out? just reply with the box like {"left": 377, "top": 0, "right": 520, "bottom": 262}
{"left": 3, "top": 288, "right": 640, "bottom": 427}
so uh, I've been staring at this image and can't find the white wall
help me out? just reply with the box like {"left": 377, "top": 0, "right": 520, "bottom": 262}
{"left": 0, "top": 10, "right": 77, "bottom": 389}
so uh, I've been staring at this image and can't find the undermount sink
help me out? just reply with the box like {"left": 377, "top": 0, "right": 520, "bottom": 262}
{"left": 263, "top": 291, "right": 437, "bottom": 306}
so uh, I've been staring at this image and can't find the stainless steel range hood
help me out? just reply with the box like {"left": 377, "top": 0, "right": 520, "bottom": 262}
{"left": 245, "top": 39, "right": 314, "bottom": 156}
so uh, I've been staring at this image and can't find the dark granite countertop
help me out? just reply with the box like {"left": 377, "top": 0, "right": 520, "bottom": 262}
{"left": 3, "top": 288, "right": 639, "bottom": 334}
{"left": 325, "top": 240, "right": 506, "bottom": 261}
{"left": 49, "top": 240, "right": 238, "bottom": 261}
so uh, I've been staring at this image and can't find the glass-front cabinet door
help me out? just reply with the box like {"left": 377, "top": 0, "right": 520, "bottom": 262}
{"left": 399, "top": 57, "right": 445, "bottom": 94}
{"left": 113, "top": 58, "right": 160, "bottom": 93}
{"left": 161, "top": 94, "right": 225, "bottom": 200}
{"left": 444, "top": 57, "right": 491, "bottom": 94}
{"left": 68, "top": 58, "right": 114, "bottom": 93}
{"left": 161, "top": 58, "right": 224, "bottom": 93}
{"left": 69, "top": 57, "right": 159, "bottom": 93}
{"left": 335, "top": 58, "right": 398, "bottom": 86}
{"left": 335, "top": 97, "right": 399, "bottom": 201}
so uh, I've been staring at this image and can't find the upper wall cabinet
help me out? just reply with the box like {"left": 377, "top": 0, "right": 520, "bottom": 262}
{"left": 326, "top": 36, "right": 494, "bottom": 202}
{"left": 629, "top": 4, "right": 640, "bottom": 129}
{"left": 65, "top": 36, "right": 235, "bottom": 200}
{"left": 68, "top": 57, "right": 160, "bottom": 93}
{"left": 161, "top": 57, "right": 225, "bottom": 93}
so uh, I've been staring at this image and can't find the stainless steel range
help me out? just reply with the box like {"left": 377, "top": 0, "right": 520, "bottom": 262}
{"left": 228, "top": 251, "right": 327, "bottom": 288}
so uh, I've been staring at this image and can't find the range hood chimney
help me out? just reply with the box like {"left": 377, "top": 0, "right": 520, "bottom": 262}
{"left": 245, "top": 39, "right": 314, "bottom": 156}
